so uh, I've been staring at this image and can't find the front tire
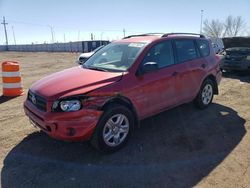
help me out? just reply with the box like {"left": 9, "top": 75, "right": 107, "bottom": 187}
{"left": 195, "top": 79, "right": 214, "bottom": 109}
{"left": 90, "top": 104, "right": 134, "bottom": 153}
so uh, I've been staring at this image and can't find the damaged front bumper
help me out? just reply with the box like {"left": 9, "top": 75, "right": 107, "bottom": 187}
{"left": 24, "top": 100, "right": 103, "bottom": 141}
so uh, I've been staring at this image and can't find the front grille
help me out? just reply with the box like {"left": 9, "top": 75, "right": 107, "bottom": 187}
{"left": 225, "top": 61, "right": 242, "bottom": 65}
{"left": 224, "top": 65, "right": 241, "bottom": 68}
{"left": 28, "top": 90, "right": 47, "bottom": 112}
{"left": 226, "top": 56, "right": 246, "bottom": 61}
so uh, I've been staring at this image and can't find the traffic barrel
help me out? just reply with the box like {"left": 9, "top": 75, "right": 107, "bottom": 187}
{"left": 2, "top": 61, "right": 24, "bottom": 96}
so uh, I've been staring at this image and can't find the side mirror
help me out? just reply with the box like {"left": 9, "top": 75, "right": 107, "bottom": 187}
{"left": 143, "top": 62, "right": 158, "bottom": 73}
{"left": 136, "top": 62, "right": 158, "bottom": 76}
{"left": 76, "top": 59, "right": 87, "bottom": 65}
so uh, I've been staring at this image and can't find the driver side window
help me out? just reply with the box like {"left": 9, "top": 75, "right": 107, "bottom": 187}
{"left": 142, "top": 41, "right": 175, "bottom": 69}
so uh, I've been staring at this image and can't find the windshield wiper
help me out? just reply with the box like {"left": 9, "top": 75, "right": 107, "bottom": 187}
{"left": 81, "top": 64, "right": 88, "bottom": 68}
{"left": 87, "top": 66, "right": 108, "bottom": 72}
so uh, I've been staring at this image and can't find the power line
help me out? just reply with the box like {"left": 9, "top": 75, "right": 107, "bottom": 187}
{"left": 7, "top": 19, "right": 139, "bottom": 33}
{"left": 2, "top": 18, "right": 148, "bottom": 43}
{"left": 1, "top": 16, "right": 9, "bottom": 46}
{"left": 7, "top": 19, "right": 47, "bottom": 27}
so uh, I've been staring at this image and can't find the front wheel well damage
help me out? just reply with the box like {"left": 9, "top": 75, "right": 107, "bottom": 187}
{"left": 100, "top": 96, "right": 139, "bottom": 127}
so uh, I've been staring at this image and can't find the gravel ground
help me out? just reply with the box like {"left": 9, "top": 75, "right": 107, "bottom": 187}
{"left": 0, "top": 52, "right": 250, "bottom": 188}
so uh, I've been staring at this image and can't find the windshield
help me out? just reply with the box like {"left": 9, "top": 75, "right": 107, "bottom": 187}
{"left": 84, "top": 42, "right": 146, "bottom": 72}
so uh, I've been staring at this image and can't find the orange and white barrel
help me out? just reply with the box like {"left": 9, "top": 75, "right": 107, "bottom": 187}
{"left": 2, "top": 61, "right": 24, "bottom": 96}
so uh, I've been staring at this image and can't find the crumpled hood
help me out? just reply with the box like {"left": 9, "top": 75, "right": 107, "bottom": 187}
{"left": 223, "top": 37, "right": 250, "bottom": 49}
{"left": 30, "top": 66, "right": 123, "bottom": 100}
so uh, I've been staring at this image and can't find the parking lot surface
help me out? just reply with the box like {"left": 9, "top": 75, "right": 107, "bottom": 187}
{"left": 0, "top": 52, "right": 250, "bottom": 188}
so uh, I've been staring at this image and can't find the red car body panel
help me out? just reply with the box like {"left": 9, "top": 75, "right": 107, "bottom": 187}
{"left": 24, "top": 35, "right": 222, "bottom": 141}
{"left": 30, "top": 66, "right": 123, "bottom": 101}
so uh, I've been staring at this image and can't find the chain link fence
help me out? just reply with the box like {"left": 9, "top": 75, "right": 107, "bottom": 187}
{"left": 0, "top": 40, "right": 110, "bottom": 53}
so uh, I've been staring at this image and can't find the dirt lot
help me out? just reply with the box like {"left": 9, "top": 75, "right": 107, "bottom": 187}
{"left": 0, "top": 52, "right": 250, "bottom": 188}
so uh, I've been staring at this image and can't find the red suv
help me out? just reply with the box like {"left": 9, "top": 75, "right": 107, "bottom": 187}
{"left": 24, "top": 33, "right": 222, "bottom": 152}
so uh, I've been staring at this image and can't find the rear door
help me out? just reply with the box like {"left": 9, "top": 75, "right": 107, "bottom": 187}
{"left": 173, "top": 39, "right": 207, "bottom": 102}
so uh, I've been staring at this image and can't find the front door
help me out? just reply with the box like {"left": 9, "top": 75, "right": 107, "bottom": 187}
{"left": 127, "top": 40, "right": 178, "bottom": 118}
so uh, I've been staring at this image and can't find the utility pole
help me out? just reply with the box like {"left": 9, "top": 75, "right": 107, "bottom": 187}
{"left": 64, "top": 33, "right": 66, "bottom": 43}
{"left": 200, "top": 10, "right": 204, "bottom": 34}
{"left": 1, "top": 16, "right": 9, "bottom": 46}
{"left": 48, "top": 25, "right": 54, "bottom": 43}
{"left": 100, "top": 32, "right": 104, "bottom": 45}
{"left": 91, "top": 33, "right": 93, "bottom": 40}
{"left": 78, "top": 30, "right": 80, "bottom": 41}
{"left": 12, "top": 26, "right": 16, "bottom": 45}
{"left": 123, "top": 28, "right": 126, "bottom": 38}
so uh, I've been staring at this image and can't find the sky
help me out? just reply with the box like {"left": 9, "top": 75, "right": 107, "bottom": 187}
{"left": 0, "top": 0, "right": 250, "bottom": 45}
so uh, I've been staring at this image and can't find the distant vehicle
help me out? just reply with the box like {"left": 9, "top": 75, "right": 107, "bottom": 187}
{"left": 220, "top": 37, "right": 250, "bottom": 71}
{"left": 77, "top": 46, "right": 104, "bottom": 64}
{"left": 24, "top": 33, "right": 221, "bottom": 152}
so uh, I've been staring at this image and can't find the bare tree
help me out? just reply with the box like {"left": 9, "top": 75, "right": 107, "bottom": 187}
{"left": 224, "top": 15, "right": 246, "bottom": 37}
{"left": 203, "top": 15, "right": 246, "bottom": 38}
{"left": 203, "top": 19, "right": 225, "bottom": 38}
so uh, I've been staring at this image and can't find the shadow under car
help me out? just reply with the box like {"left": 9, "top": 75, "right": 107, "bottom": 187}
{"left": 1, "top": 103, "right": 246, "bottom": 188}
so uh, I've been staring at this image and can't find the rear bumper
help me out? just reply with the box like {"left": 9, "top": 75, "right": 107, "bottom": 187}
{"left": 216, "top": 69, "right": 222, "bottom": 85}
{"left": 213, "top": 69, "right": 222, "bottom": 95}
{"left": 24, "top": 100, "right": 102, "bottom": 141}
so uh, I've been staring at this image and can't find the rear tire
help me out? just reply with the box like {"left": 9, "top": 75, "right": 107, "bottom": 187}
{"left": 195, "top": 79, "right": 214, "bottom": 109}
{"left": 90, "top": 104, "right": 134, "bottom": 153}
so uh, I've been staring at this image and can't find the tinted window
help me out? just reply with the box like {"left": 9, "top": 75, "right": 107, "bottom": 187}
{"left": 143, "top": 41, "right": 174, "bottom": 69}
{"left": 197, "top": 40, "right": 210, "bottom": 57}
{"left": 175, "top": 40, "right": 198, "bottom": 62}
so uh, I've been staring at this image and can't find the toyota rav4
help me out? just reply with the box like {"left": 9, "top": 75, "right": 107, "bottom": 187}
{"left": 24, "top": 33, "right": 222, "bottom": 152}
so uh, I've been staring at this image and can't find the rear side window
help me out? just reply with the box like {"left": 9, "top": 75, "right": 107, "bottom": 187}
{"left": 197, "top": 39, "right": 210, "bottom": 57}
{"left": 142, "top": 41, "right": 174, "bottom": 69}
{"left": 174, "top": 40, "right": 198, "bottom": 63}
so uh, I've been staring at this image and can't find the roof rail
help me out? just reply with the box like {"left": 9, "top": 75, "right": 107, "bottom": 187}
{"left": 123, "top": 33, "right": 164, "bottom": 39}
{"left": 162, "top": 33, "right": 206, "bottom": 38}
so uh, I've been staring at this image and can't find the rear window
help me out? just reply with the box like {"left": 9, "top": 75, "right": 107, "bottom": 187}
{"left": 175, "top": 40, "right": 198, "bottom": 63}
{"left": 197, "top": 40, "right": 210, "bottom": 57}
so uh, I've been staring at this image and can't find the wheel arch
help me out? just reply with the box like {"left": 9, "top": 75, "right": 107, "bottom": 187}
{"left": 100, "top": 95, "right": 140, "bottom": 127}
{"left": 203, "top": 74, "right": 218, "bottom": 95}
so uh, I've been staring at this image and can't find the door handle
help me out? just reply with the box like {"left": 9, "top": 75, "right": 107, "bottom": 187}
{"left": 172, "top": 71, "right": 178, "bottom": 76}
{"left": 201, "top": 64, "right": 207, "bottom": 69}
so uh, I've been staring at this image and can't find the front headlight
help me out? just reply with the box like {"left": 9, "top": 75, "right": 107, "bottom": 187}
{"left": 52, "top": 99, "right": 82, "bottom": 112}
{"left": 60, "top": 100, "right": 81, "bottom": 112}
